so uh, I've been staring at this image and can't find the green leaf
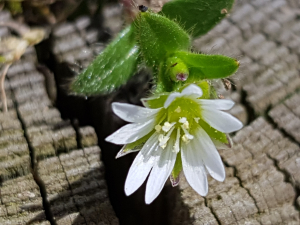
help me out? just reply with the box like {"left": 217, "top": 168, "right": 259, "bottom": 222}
{"left": 175, "top": 51, "right": 239, "bottom": 81}
{"left": 161, "top": 0, "right": 234, "bottom": 38}
{"left": 136, "top": 11, "right": 190, "bottom": 68}
{"left": 71, "top": 25, "right": 139, "bottom": 95}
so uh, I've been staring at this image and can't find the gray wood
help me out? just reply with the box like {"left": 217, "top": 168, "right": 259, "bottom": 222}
{"left": 170, "top": 0, "right": 300, "bottom": 223}
{"left": 0, "top": 10, "right": 119, "bottom": 224}
{"left": 1, "top": 0, "right": 300, "bottom": 223}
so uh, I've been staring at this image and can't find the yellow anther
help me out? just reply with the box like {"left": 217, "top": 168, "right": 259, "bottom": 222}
{"left": 182, "top": 121, "right": 189, "bottom": 130}
{"left": 162, "top": 122, "right": 172, "bottom": 132}
{"left": 182, "top": 135, "right": 190, "bottom": 143}
{"left": 155, "top": 124, "right": 162, "bottom": 132}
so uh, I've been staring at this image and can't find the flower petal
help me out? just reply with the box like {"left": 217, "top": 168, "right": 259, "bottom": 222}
{"left": 181, "top": 84, "right": 203, "bottom": 97}
{"left": 181, "top": 141, "right": 208, "bottom": 196}
{"left": 145, "top": 137, "right": 177, "bottom": 204}
{"left": 112, "top": 102, "right": 161, "bottom": 122}
{"left": 164, "top": 92, "right": 181, "bottom": 108}
{"left": 197, "top": 99, "right": 234, "bottom": 110}
{"left": 124, "top": 133, "right": 160, "bottom": 196}
{"left": 201, "top": 107, "right": 243, "bottom": 133}
{"left": 194, "top": 127, "right": 225, "bottom": 182}
{"left": 105, "top": 118, "right": 156, "bottom": 144}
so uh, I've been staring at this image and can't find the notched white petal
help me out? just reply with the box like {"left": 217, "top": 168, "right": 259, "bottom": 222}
{"left": 124, "top": 133, "right": 160, "bottom": 196}
{"left": 112, "top": 102, "right": 161, "bottom": 123}
{"left": 197, "top": 99, "right": 234, "bottom": 110}
{"left": 181, "top": 84, "right": 203, "bottom": 97}
{"left": 145, "top": 138, "right": 177, "bottom": 204}
{"left": 181, "top": 141, "right": 208, "bottom": 196}
{"left": 105, "top": 118, "right": 156, "bottom": 145}
{"left": 201, "top": 107, "right": 243, "bottom": 133}
{"left": 194, "top": 127, "right": 225, "bottom": 182}
{"left": 164, "top": 92, "right": 181, "bottom": 108}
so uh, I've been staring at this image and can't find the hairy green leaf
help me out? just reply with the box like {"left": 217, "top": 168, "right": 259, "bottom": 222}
{"left": 71, "top": 25, "right": 139, "bottom": 95}
{"left": 136, "top": 11, "right": 190, "bottom": 68}
{"left": 161, "top": 0, "right": 234, "bottom": 38}
{"left": 175, "top": 51, "right": 239, "bottom": 81}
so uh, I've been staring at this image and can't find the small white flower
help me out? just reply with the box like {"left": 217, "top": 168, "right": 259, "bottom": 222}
{"left": 105, "top": 84, "right": 243, "bottom": 204}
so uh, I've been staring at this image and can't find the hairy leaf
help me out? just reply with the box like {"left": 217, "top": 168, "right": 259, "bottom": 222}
{"left": 162, "top": 0, "right": 234, "bottom": 38}
{"left": 137, "top": 11, "right": 190, "bottom": 68}
{"left": 71, "top": 25, "right": 139, "bottom": 95}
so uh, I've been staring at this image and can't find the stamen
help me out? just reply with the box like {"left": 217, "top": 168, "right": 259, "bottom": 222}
{"left": 182, "top": 135, "right": 190, "bottom": 143}
{"left": 181, "top": 125, "right": 194, "bottom": 140}
{"left": 155, "top": 125, "right": 162, "bottom": 132}
{"left": 194, "top": 117, "right": 200, "bottom": 123}
{"left": 162, "top": 121, "right": 176, "bottom": 132}
{"left": 182, "top": 121, "right": 189, "bottom": 130}
{"left": 158, "top": 134, "right": 164, "bottom": 142}
{"left": 175, "top": 106, "right": 181, "bottom": 113}
{"left": 179, "top": 117, "right": 187, "bottom": 124}
{"left": 173, "top": 128, "right": 180, "bottom": 153}
{"left": 158, "top": 126, "right": 175, "bottom": 148}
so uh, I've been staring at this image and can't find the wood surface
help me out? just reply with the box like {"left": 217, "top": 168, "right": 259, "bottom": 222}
{"left": 0, "top": 0, "right": 300, "bottom": 224}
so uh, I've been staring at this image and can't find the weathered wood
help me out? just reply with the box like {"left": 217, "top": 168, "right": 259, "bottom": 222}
{"left": 79, "top": 126, "right": 98, "bottom": 148}
{"left": 173, "top": 118, "right": 300, "bottom": 224}
{"left": 269, "top": 93, "right": 300, "bottom": 143}
{"left": 193, "top": 0, "right": 300, "bottom": 114}
{"left": 0, "top": 9, "right": 119, "bottom": 224}
{"left": 37, "top": 146, "right": 119, "bottom": 225}
{"left": 170, "top": 0, "right": 300, "bottom": 223}
{"left": 0, "top": 174, "right": 49, "bottom": 224}
{"left": 0, "top": 111, "right": 31, "bottom": 181}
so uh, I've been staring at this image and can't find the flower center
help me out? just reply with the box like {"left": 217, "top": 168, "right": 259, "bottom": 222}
{"left": 156, "top": 117, "right": 196, "bottom": 151}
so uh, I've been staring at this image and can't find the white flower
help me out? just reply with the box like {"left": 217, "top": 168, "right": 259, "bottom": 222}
{"left": 105, "top": 84, "right": 243, "bottom": 204}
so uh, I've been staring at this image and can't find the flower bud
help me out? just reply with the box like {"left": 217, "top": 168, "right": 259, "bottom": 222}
{"left": 166, "top": 56, "right": 189, "bottom": 82}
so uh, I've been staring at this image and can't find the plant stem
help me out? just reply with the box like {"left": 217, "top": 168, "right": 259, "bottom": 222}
{"left": 0, "top": 63, "right": 11, "bottom": 113}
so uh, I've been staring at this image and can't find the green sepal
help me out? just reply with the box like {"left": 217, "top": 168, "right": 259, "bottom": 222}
{"left": 70, "top": 25, "right": 139, "bottom": 95}
{"left": 175, "top": 51, "right": 239, "bottom": 81}
{"left": 170, "top": 153, "right": 182, "bottom": 186}
{"left": 199, "top": 120, "right": 228, "bottom": 144}
{"left": 141, "top": 93, "right": 169, "bottom": 109}
{"left": 161, "top": 0, "right": 234, "bottom": 38}
{"left": 116, "top": 131, "right": 154, "bottom": 158}
{"left": 197, "top": 81, "right": 210, "bottom": 99}
{"left": 136, "top": 11, "right": 190, "bottom": 68}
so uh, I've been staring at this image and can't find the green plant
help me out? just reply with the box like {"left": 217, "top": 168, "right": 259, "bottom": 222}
{"left": 71, "top": 0, "right": 242, "bottom": 204}
{"left": 71, "top": 0, "right": 237, "bottom": 96}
